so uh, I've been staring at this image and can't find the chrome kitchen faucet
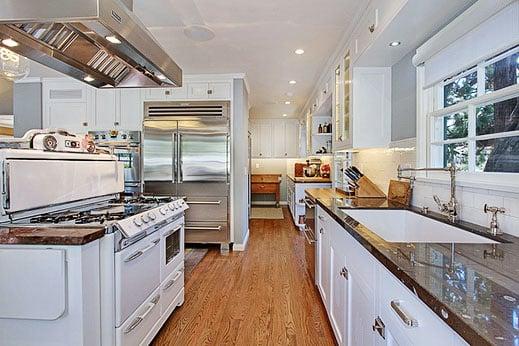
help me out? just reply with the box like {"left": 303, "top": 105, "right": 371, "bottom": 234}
{"left": 397, "top": 164, "right": 458, "bottom": 223}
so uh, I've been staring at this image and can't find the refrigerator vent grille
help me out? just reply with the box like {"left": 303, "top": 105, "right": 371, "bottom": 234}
{"left": 147, "top": 104, "right": 226, "bottom": 117}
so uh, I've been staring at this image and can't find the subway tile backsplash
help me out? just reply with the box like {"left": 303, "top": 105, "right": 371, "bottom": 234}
{"left": 352, "top": 140, "right": 519, "bottom": 237}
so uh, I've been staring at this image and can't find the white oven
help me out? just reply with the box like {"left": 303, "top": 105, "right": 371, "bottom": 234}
{"left": 114, "top": 232, "right": 161, "bottom": 327}
{"left": 160, "top": 216, "right": 184, "bottom": 281}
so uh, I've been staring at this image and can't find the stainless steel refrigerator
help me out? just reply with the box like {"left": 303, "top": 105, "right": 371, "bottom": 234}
{"left": 143, "top": 101, "right": 230, "bottom": 245}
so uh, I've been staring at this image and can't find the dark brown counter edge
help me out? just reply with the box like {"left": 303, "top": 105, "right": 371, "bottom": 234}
{"left": 0, "top": 227, "right": 106, "bottom": 246}
{"left": 314, "top": 198, "right": 494, "bottom": 346}
{"left": 286, "top": 175, "right": 332, "bottom": 183}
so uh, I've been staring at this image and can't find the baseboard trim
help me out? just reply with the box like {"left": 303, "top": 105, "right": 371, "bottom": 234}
{"left": 233, "top": 228, "right": 250, "bottom": 251}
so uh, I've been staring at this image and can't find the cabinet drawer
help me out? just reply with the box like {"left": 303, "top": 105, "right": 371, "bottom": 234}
{"left": 185, "top": 221, "right": 229, "bottom": 243}
{"left": 379, "top": 267, "right": 457, "bottom": 346}
{"left": 251, "top": 183, "right": 278, "bottom": 193}
{"left": 161, "top": 264, "right": 184, "bottom": 315}
{"left": 116, "top": 287, "right": 161, "bottom": 346}
{"left": 185, "top": 197, "right": 228, "bottom": 222}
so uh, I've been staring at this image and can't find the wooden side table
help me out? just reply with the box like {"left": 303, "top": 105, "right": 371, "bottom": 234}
{"left": 251, "top": 174, "right": 282, "bottom": 207}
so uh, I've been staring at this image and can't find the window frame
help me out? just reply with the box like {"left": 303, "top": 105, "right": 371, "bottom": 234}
{"left": 419, "top": 46, "right": 519, "bottom": 189}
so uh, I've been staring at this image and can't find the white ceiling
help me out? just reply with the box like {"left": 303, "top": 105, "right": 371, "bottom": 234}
{"left": 133, "top": 0, "right": 364, "bottom": 118}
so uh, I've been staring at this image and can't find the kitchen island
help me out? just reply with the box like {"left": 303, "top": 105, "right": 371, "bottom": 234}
{"left": 287, "top": 175, "right": 332, "bottom": 228}
{"left": 307, "top": 188, "right": 518, "bottom": 345}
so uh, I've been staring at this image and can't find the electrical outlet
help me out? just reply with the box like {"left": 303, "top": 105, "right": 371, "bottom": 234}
{"left": 255, "top": 163, "right": 260, "bottom": 168}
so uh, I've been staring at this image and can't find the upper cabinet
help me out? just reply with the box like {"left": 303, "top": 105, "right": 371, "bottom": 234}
{"left": 250, "top": 119, "right": 300, "bottom": 159}
{"left": 187, "top": 82, "right": 231, "bottom": 100}
{"left": 42, "top": 79, "right": 95, "bottom": 133}
{"left": 94, "top": 89, "right": 143, "bottom": 131}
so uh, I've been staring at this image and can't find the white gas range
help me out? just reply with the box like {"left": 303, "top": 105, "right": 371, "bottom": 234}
{"left": 0, "top": 148, "right": 188, "bottom": 346}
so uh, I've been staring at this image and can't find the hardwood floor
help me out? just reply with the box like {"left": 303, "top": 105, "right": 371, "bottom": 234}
{"left": 152, "top": 207, "right": 336, "bottom": 345}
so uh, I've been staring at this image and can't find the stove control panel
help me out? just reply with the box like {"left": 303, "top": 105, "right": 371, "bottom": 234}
{"left": 117, "top": 199, "right": 189, "bottom": 238}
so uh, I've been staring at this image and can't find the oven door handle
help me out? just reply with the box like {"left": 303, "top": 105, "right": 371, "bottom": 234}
{"left": 303, "top": 226, "right": 316, "bottom": 244}
{"left": 304, "top": 197, "right": 315, "bottom": 209}
{"left": 163, "top": 270, "right": 183, "bottom": 291}
{"left": 124, "top": 239, "right": 159, "bottom": 263}
{"left": 162, "top": 225, "right": 182, "bottom": 239}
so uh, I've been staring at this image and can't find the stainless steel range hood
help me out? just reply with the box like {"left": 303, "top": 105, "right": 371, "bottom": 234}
{"left": 0, "top": 0, "right": 182, "bottom": 88}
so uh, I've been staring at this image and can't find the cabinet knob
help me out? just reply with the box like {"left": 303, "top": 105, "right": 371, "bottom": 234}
{"left": 285, "top": 153, "right": 287, "bottom": 156}
{"left": 165, "top": 90, "right": 171, "bottom": 95}
{"left": 114, "top": 121, "right": 119, "bottom": 126}
{"left": 82, "top": 122, "right": 88, "bottom": 126}
{"left": 259, "top": 153, "right": 262, "bottom": 156}
{"left": 207, "top": 89, "right": 213, "bottom": 95}
{"left": 369, "top": 24, "right": 375, "bottom": 33}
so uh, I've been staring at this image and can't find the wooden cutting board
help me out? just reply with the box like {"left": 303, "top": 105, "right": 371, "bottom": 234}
{"left": 294, "top": 163, "right": 306, "bottom": 177}
{"left": 388, "top": 180, "right": 412, "bottom": 206}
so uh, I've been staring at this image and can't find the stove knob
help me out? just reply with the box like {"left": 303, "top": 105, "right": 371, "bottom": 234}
{"left": 148, "top": 211, "right": 156, "bottom": 220}
{"left": 141, "top": 214, "right": 150, "bottom": 223}
{"left": 159, "top": 207, "right": 168, "bottom": 215}
{"left": 133, "top": 218, "right": 143, "bottom": 227}
{"left": 168, "top": 203, "right": 176, "bottom": 211}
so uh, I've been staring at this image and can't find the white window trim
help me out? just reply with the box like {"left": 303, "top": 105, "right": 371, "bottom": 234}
{"left": 417, "top": 48, "right": 519, "bottom": 190}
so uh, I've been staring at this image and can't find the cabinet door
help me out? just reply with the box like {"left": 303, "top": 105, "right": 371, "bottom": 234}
{"left": 351, "top": 274, "right": 376, "bottom": 346}
{"left": 208, "top": 82, "right": 231, "bottom": 99}
{"left": 272, "top": 123, "right": 286, "bottom": 158}
{"left": 318, "top": 225, "right": 331, "bottom": 308}
{"left": 250, "top": 122, "right": 261, "bottom": 158}
{"left": 329, "top": 243, "right": 349, "bottom": 345}
{"left": 95, "top": 89, "right": 117, "bottom": 129}
{"left": 284, "top": 120, "right": 299, "bottom": 157}
{"left": 258, "top": 122, "right": 272, "bottom": 157}
{"left": 187, "top": 82, "right": 209, "bottom": 99}
{"left": 119, "top": 89, "right": 142, "bottom": 131}
{"left": 47, "top": 103, "right": 88, "bottom": 133}
{"left": 169, "top": 85, "right": 188, "bottom": 99}
{"left": 143, "top": 88, "right": 170, "bottom": 101}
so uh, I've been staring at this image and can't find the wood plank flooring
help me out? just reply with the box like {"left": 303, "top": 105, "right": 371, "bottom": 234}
{"left": 152, "top": 207, "right": 336, "bottom": 345}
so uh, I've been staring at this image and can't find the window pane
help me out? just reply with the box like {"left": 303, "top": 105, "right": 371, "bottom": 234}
{"left": 443, "top": 112, "right": 468, "bottom": 140}
{"left": 443, "top": 71, "right": 477, "bottom": 107}
{"left": 485, "top": 51, "right": 519, "bottom": 93}
{"left": 476, "top": 137, "right": 519, "bottom": 172}
{"left": 476, "top": 97, "right": 519, "bottom": 136}
{"left": 436, "top": 142, "right": 468, "bottom": 171}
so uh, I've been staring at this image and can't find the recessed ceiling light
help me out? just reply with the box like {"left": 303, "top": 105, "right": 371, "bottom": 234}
{"left": 83, "top": 76, "right": 95, "bottom": 82}
{"left": 282, "top": 114, "right": 288, "bottom": 117}
{"left": 105, "top": 35, "right": 121, "bottom": 44}
{"left": 2, "top": 38, "right": 19, "bottom": 47}
{"left": 157, "top": 74, "right": 166, "bottom": 80}
{"left": 285, "top": 101, "right": 291, "bottom": 105}
{"left": 294, "top": 49, "right": 305, "bottom": 55}
{"left": 389, "top": 41, "right": 401, "bottom": 47}
{"left": 289, "top": 80, "right": 297, "bottom": 85}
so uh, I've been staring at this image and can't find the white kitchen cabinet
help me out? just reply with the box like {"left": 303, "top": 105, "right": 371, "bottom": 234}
{"left": 95, "top": 89, "right": 142, "bottom": 131}
{"left": 351, "top": 67, "right": 391, "bottom": 148}
{"left": 42, "top": 79, "right": 95, "bottom": 133}
{"left": 250, "top": 120, "right": 273, "bottom": 158}
{"left": 118, "top": 89, "right": 143, "bottom": 131}
{"left": 95, "top": 89, "right": 117, "bottom": 130}
{"left": 316, "top": 206, "right": 468, "bottom": 346}
{"left": 143, "top": 85, "right": 188, "bottom": 101}
{"left": 273, "top": 119, "right": 299, "bottom": 158}
{"left": 329, "top": 233, "right": 349, "bottom": 345}
{"left": 187, "top": 82, "right": 231, "bottom": 100}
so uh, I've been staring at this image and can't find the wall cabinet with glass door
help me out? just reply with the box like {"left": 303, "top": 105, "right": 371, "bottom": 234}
{"left": 333, "top": 51, "right": 353, "bottom": 150}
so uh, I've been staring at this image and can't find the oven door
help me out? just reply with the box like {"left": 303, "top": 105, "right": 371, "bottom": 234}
{"left": 115, "top": 232, "right": 160, "bottom": 327}
{"left": 160, "top": 217, "right": 185, "bottom": 281}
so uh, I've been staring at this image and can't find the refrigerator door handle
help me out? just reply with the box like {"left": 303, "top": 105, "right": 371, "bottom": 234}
{"left": 172, "top": 132, "right": 177, "bottom": 183}
{"left": 178, "top": 133, "right": 183, "bottom": 183}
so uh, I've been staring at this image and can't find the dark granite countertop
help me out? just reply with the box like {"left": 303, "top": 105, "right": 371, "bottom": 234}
{"left": 309, "top": 188, "right": 519, "bottom": 345}
{"left": 0, "top": 226, "right": 105, "bottom": 245}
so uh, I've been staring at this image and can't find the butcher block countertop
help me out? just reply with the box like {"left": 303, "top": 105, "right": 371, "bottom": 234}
{"left": 0, "top": 227, "right": 105, "bottom": 245}
{"left": 287, "top": 174, "right": 331, "bottom": 183}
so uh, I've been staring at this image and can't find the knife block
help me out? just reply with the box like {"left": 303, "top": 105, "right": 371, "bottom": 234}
{"left": 355, "top": 176, "right": 386, "bottom": 198}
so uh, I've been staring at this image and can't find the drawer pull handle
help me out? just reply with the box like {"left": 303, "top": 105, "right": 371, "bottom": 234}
{"left": 318, "top": 215, "right": 324, "bottom": 221}
{"left": 187, "top": 200, "right": 222, "bottom": 205}
{"left": 124, "top": 239, "right": 159, "bottom": 263}
{"left": 390, "top": 300, "right": 419, "bottom": 328}
{"left": 185, "top": 226, "right": 222, "bottom": 231}
{"left": 124, "top": 294, "right": 160, "bottom": 334}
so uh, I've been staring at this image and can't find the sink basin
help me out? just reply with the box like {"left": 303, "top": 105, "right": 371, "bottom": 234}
{"left": 342, "top": 209, "right": 497, "bottom": 244}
